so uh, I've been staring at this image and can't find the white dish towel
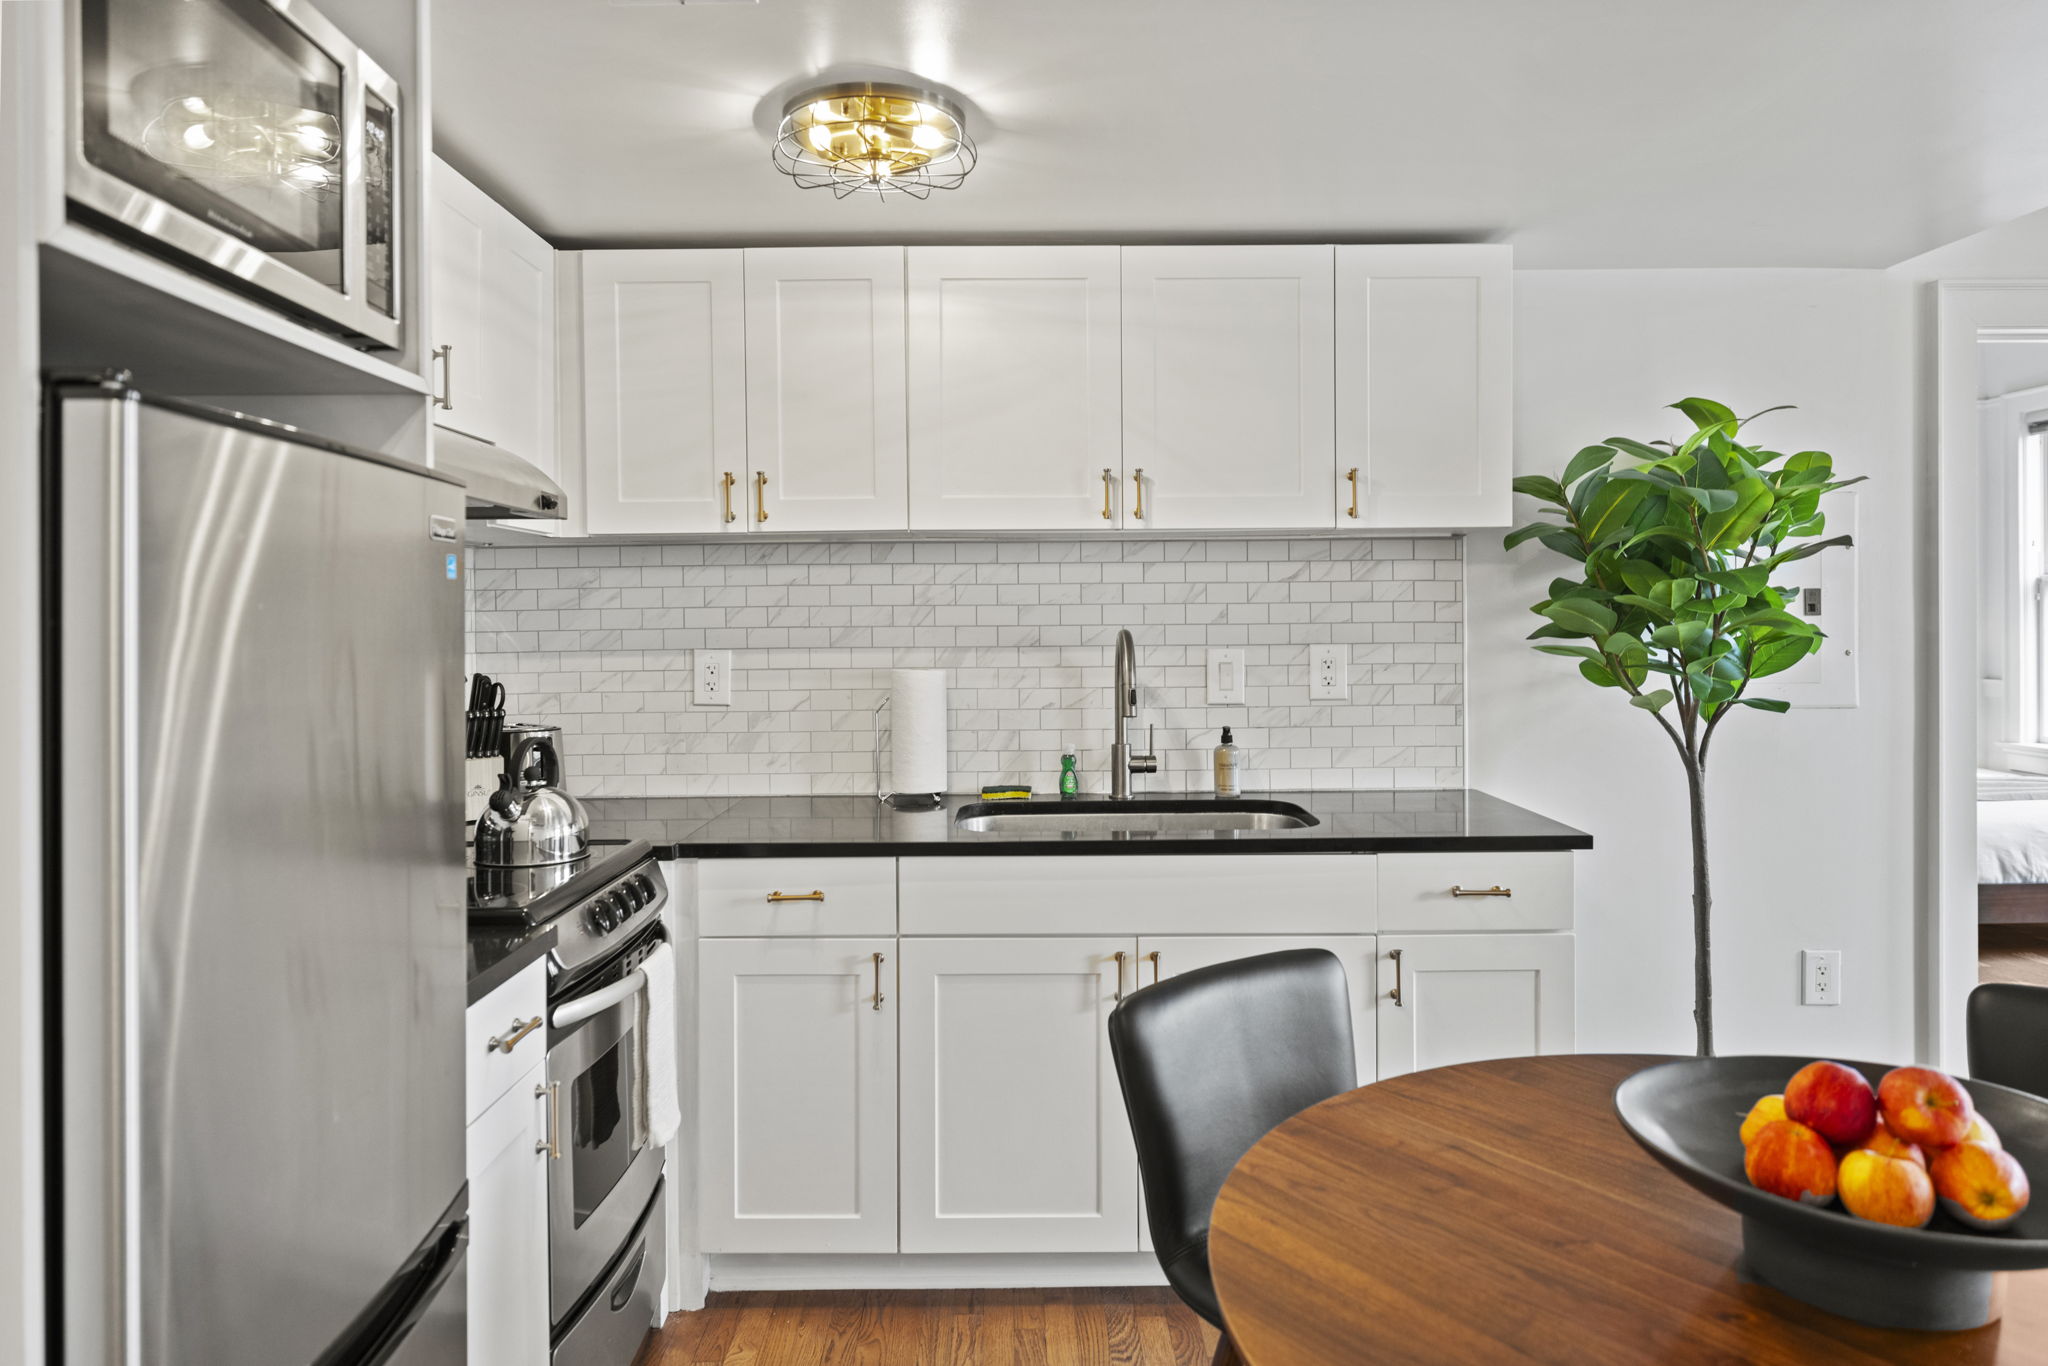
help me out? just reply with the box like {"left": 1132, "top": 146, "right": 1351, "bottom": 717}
{"left": 638, "top": 940, "right": 682, "bottom": 1149}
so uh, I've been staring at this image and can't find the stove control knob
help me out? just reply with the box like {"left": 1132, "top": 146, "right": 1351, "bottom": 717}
{"left": 588, "top": 900, "right": 614, "bottom": 934}
{"left": 617, "top": 882, "right": 642, "bottom": 912}
{"left": 635, "top": 875, "right": 657, "bottom": 903}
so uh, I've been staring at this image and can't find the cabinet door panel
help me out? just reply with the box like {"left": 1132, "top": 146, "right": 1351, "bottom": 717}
{"left": 428, "top": 178, "right": 486, "bottom": 440}
{"left": 908, "top": 246, "right": 1123, "bottom": 530}
{"left": 745, "top": 248, "right": 907, "bottom": 532}
{"left": 698, "top": 937, "right": 896, "bottom": 1253}
{"left": 480, "top": 225, "right": 555, "bottom": 473}
{"left": 1122, "top": 246, "right": 1335, "bottom": 529}
{"left": 1338, "top": 245, "right": 1512, "bottom": 528}
{"left": 582, "top": 250, "right": 746, "bottom": 534}
{"left": 900, "top": 937, "right": 1137, "bottom": 1253}
{"left": 1376, "top": 933, "right": 1574, "bottom": 1080}
{"left": 1138, "top": 935, "right": 1377, "bottom": 1085}
{"left": 466, "top": 1067, "right": 549, "bottom": 1366}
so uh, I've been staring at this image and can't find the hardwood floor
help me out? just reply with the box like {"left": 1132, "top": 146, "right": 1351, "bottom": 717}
{"left": 634, "top": 1288, "right": 1221, "bottom": 1366}
{"left": 1981, "top": 923, "right": 2048, "bottom": 987}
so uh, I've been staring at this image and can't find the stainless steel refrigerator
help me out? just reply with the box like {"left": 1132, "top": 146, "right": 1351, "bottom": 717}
{"left": 48, "top": 380, "right": 469, "bottom": 1366}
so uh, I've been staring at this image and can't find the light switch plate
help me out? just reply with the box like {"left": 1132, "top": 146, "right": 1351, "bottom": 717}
{"left": 1207, "top": 648, "right": 1247, "bottom": 705}
{"left": 694, "top": 649, "right": 732, "bottom": 706}
{"left": 1309, "top": 644, "right": 1348, "bottom": 701}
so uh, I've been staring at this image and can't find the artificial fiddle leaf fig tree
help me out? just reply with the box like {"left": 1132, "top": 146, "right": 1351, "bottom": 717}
{"left": 1503, "top": 398, "right": 1861, "bottom": 1057}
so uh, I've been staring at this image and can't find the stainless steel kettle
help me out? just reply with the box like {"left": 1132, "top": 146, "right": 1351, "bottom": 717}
{"left": 473, "top": 731, "right": 591, "bottom": 867}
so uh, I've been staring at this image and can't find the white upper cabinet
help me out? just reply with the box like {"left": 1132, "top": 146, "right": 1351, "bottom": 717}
{"left": 428, "top": 159, "right": 556, "bottom": 466}
{"left": 1120, "top": 246, "right": 1336, "bottom": 530}
{"left": 745, "top": 248, "right": 909, "bottom": 532}
{"left": 907, "top": 246, "right": 1124, "bottom": 531}
{"left": 581, "top": 249, "right": 748, "bottom": 535}
{"left": 1336, "top": 245, "right": 1513, "bottom": 528}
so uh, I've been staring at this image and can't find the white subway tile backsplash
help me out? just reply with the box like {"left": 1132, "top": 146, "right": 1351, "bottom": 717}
{"left": 465, "top": 537, "right": 1464, "bottom": 797}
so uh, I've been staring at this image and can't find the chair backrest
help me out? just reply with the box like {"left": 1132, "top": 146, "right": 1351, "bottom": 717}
{"left": 1969, "top": 982, "right": 2048, "bottom": 1098}
{"left": 1107, "top": 948, "right": 1356, "bottom": 1264}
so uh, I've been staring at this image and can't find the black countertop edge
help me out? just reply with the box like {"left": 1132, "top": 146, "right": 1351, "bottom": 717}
{"left": 467, "top": 922, "right": 557, "bottom": 1006}
{"left": 580, "top": 789, "right": 1594, "bottom": 861}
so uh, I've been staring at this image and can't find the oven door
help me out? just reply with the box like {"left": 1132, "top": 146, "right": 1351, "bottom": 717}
{"left": 544, "top": 955, "right": 664, "bottom": 1328}
{"left": 66, "top": 0, "right": 403, "bottom": 348}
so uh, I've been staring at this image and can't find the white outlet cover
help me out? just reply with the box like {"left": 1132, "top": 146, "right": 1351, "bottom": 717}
{"left": 1207, "top": 648, "right": 1247, "bottom": 705}
{"left": 1310, "top": 643, "right": 1348, "bottom": 701}
{"left": 1801, "top": 948, "right": 1841, "bottom": 1006}
{"left": 694, "top": 649, "right": 732, "bottom": 706}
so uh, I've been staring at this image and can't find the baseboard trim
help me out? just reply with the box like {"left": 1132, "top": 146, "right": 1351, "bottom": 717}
{"left": 706, "top": 1253, "right": 1169, "bottom": 1292}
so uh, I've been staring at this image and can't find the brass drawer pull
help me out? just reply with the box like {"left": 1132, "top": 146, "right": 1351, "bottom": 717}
{"left": 766, "top": 890, "right": 825, "bottom": 903}
{"left": 488, "top": 1016, "right": 543, "bottom": 1054}
{"left": 720, "top": 471, "right": 737, "bottom": 524}
{"left": 432, "top": 345, "right": 453, "bottom": 410}
{"left": 537, "top": 1081, "right": 561, "bottom": 1159}
{"left": 1101, "top": 468, "right": 1114, "bottom": 521}
{"left": 1346, "top": 466, "right": 1360, "bottom": 519}
{"left": 1449, "top": 884, "right": 1513, "bottom": 898}
{"left": 873, "top": 952, "right": 886, "bottom": 1012}
{"left": 1148, "top": 949, "right": 1161, "bottom": 985}
{"left": 1388, "top": 948, "right": 1404, "bottom": 1007}
{"left": 1113, "top": 949, "right": 1127, "bottom": 1002}
{"left": 1131, "top": 468, "right": 1145, "bottom": 521}
{"left": 755, "top": 470, "right": 769, "bottom": 523}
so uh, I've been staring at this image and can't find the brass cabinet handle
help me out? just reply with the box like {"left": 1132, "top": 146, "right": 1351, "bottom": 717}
{"left": 766, "top": 890, "right": 824, "bottom": 903}
{"left": 1346, "top": 467, "right": 1360, "bottom": 519}
{"left": 1148, "top": 950, "right": 1161, "bottom": 985}
{"left": 720, "top": 471, "right": 737, "bottom": 524}
{"left": 537, "top": 1081, "right": 561, "bottom": 1159}
{"left": 755, "top": 471, "right": 769, "bottom": 523}
{"left": 431, "top": 345, "right": 453, "bottom": 410}
{"left": 1131, "top": 468, "right": 1145, "bottom": 521}
{"left": 872, "top": 952, "right": 886, "bottom": 1012}
{"left": 488, "top": 1016, "right": 543, "bottom": 1054}
{"left": 1113, "top": 950, "right": 1127, "bottom": 1002}
{"left": 1449, "top": 885, "right": 1513, "bottom": 898}
{"left": 1389, "top": 948, "right": 1404, "bottom": 1008}
{"left": 1101, "top": 468, "right": 1114, "bottom": 521}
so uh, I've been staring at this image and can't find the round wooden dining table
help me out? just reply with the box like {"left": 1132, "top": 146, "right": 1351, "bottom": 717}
{"left": 1209, "top": 1054, "right": 2048, "bottom": 1366}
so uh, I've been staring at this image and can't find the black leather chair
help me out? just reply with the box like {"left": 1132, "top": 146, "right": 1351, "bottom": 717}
{"left": 1968, "top": 981, "right": 2048, "bottom": 1097}
{"left": 1107, "top": 948, "right": 1356, "bottom": 1358}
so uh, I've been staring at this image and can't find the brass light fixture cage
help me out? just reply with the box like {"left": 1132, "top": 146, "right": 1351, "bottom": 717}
{"left": 772, "top": 81, "right": 976, "bottom": 199}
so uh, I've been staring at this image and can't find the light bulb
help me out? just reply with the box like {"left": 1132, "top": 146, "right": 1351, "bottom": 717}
{"left": 181, "top": 123, "right": 215, "bottom": 151}
{"left": 806, "top": 125, "right": 833, "bottom": 152}
{"left": 180, "top": 95, "right": 209, "bottom": 115}
{"left": 294, "top": 123, "right": 332, "bottom": 153}
{"left": 910, "top": 124, "right": 947, "bottom": 151}
{"left": 809, "top": 100, "right": 835, "bottom": 123}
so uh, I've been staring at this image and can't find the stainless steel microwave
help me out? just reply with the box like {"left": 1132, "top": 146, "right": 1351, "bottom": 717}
{"left": 66, "top": 0, "right": 404, "bottom": 350}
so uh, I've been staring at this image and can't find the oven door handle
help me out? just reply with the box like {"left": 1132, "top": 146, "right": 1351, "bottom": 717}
{"left": 551, "top": 968, "right": 647, "bottom": 1030}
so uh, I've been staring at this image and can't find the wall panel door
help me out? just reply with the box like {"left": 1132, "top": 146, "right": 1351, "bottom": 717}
{"left": 581, "top": 249, "right": 747, "bottom": 534}
{"left": 908, "top": 246, "right": 1123, "bottom": 530}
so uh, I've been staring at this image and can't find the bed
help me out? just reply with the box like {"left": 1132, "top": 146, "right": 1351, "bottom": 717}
{"left": 1980, "top": 768, "right": 2048, "bottom": 922}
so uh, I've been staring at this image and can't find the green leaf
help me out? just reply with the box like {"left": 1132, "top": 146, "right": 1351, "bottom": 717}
{"left": 1736, "top": 405, "right": 1796, "bottom": 430}
{"left": 1670, "top": 485, "right": 1738, "bottom": 514}
{"left": 1761, "top": 534, "right": 1853, "bottom": 569}
{"left": 1511, "top": 475, "right": 1570, "bottom": 507}
{"left": 1703, "top": 566, "right": 1772, "bottom": 596}
{"left": 1701, "top": 476, "right": 1773, "bottom": 549}
{"left": 1630, "top": 689, "right": 1676, "bottom": 713}
{"left": 1749, "top": 634, "right": 1818, "bottom": 678}
{"left": 1582, "top": 478, "right": 1654, "bottom": 545}
{"left": 1560, "top": 445, "right": 1619, "bottom": 487}
{"left": 1579, "top": 659, "right": 1618, "bottom": 688}
{"left": 1541, "top": 597, "right": 1619, "bottom": 638}
{"left": 1651, "top": 619, "right": 1712, "bottom": 654}
{"left": 1532, "top": 644, "right": 1604, "bottom": 661}
{"left": 1671, "top": 397, "right": 1737, "bottom": 429}
{"left": 1603, "top": 436, "right": 1669, "bottom": 464}
{"left": 1735, "top": 697, "right": 1792, "bottom": 712}
{"left": 1504, "top": 521, "right": 1561, "bottom": 551}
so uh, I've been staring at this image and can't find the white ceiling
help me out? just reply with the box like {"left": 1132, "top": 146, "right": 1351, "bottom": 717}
{"left": 431, "top": 0, "right": 2048, "bottom": 268}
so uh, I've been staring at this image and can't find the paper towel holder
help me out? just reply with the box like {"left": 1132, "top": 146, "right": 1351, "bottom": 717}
{"left": 872, "top": 697, "right": 944, "bottom": 810}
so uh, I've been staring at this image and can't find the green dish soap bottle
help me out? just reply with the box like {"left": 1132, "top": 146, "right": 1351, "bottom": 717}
{"left": 1059, "top": 753, "right": 1079, "bottom": 797}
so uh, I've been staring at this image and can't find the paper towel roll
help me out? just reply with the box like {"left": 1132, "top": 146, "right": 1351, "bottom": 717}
{"left": 889, "top": 669, "right": 948, "bottom": 799}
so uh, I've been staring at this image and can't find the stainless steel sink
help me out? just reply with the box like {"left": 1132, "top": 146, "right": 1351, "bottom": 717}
{"left": 951, "top": 799, "right": 1320, "bottom": 836}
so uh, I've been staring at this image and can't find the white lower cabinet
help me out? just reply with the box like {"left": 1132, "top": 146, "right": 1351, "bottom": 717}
{"left": 466, "top": 975, "right": 550, "bottom": 1366}
{"left": 1140, "top": 934, "right": 1379, "bottom": 1085}
{"left": 1376, "top": 932, "right": 1576, "bottom": 1079}
{"left": 697, "top": 937, "right": 897, "bottom": 1253}
{"left": 898, "top": 937, "right": 1138, "bottom": 1253}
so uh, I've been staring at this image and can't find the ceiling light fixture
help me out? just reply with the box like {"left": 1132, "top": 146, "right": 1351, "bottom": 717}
{"left": 772, "top": 81, "right": 975, "bottom": 200}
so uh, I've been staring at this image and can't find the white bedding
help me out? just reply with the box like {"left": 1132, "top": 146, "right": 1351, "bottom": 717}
{"left": 1979, "top": 797, "right": 2048, "bottom": 883}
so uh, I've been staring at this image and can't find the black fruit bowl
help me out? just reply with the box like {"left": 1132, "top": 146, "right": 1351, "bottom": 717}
{"left": 1615, "top": 1055, "right": 2048, "bottom": 1331}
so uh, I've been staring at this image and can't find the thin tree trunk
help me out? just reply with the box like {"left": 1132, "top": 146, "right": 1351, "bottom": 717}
{"left": 1685, "top": 755, "right": 1713, "bottom": 1056}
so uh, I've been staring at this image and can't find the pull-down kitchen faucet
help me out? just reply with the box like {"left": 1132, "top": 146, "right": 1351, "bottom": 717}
{"left": 1111, "top": 628, "right": 1157, "bottom": 799}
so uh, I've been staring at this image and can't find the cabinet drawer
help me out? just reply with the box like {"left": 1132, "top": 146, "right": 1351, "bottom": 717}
{"left": 900, "top": 855, "right": 1374, "bottom": 935}
{"left": 698, "top": 858, "right": 897, "bottom": 936}
{"left": 1377, "top": 852, "right": 1572, "bottom": 932}
{"left": 466, "top": 961, "right": 548, "bottom": 1125}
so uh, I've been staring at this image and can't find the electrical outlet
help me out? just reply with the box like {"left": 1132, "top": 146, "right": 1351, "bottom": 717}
{"left": 1207, "top": 647, "right": 1247, "bottom": 705}
{"left": 1801, "top": 949, "right": 1841, "bottom": 1006}
{"left": 693, "top": 649, "right": 732, "bottom": 706}
{"left": 1309, "top": 644, "right": 1348, "bottom": 701}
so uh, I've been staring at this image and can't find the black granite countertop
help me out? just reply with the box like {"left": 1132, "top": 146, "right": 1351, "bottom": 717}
{"left": 466, "top": 922, "right": 556, "bottom": 1006}
{"left": 583, "top": 789, "right": 1591, "bottom": 860}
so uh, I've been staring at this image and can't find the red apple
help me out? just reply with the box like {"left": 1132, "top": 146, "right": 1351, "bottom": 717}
{"left": 1877, "top": 1067, "right": 1976, "bottom": 1149}
{"left": 1963, "top": 1114, "right": 2002, "bottom": 1151}
{"left": 1740, "top": 1094, "right": 1788, "bottom": 1148}
{"left": 1744, "top": 1119, "right": 1838, "bottom": 1206}
{"left": 1838, "top": 1147, "right": 1936, "bottom": 1228}
{"left": 1785, "top": 1060, "right": 1878, "bottom": 1148}
{"left": 1860, "top": 1123, "right": 1927, "bottom": 1169}
{"left": 1930, "top": 1142, "right": 2032, "bottom": 1230}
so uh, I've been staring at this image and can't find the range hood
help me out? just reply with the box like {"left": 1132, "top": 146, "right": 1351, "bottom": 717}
{"left": 433, "top": 426, "right": 566, "bottom": 520}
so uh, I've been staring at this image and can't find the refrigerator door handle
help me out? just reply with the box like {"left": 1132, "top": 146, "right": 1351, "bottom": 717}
{"left": 310, "top": 1201, "right": 468, "bottom": 1366}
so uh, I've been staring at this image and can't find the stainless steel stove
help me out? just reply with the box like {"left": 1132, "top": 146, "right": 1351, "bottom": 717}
{"left": 467, "top": 839, "right": 671, "bottom": 1364}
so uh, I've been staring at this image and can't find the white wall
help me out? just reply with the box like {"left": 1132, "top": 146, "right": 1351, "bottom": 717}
{"left": 1471, "top": 269, "right": 1918, "bottom": 1056}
